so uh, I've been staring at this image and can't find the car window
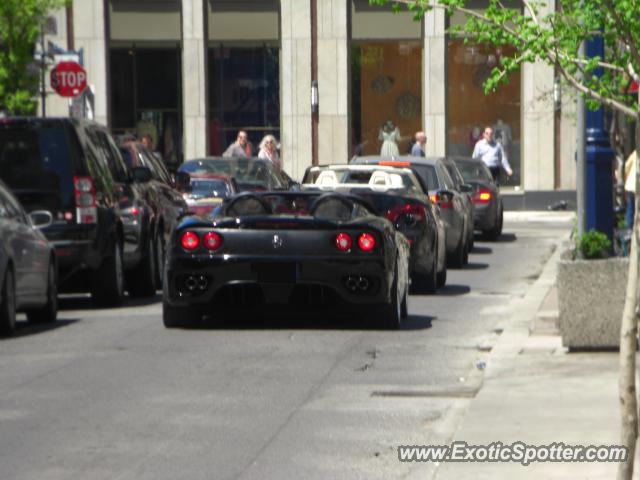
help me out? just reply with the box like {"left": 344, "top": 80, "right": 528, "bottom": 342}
{"left": 411, "top": 165, "right": 440, "bottom": 191}
{"left": 98, "top": 131, "right": 129, "bottom": 183}
{"left": 445, "top": 164, "right": 464, "bottom": 187}
{"left": 436, "top": 163, "right": 456, "bottom": 190}
{"left": 456, "top": 161, "right": 493, "bottom": 182}
{"left": 141, "top": 148, "right": 172, "bottom": 184}
{"left": 83, "top": 126, "right": 116, "bottom": 193}
{"left": 0, "top": 125, "right": 76, "bottom": 210}
{"left": 0, "top": 186, "right": 26, "bottom": 223}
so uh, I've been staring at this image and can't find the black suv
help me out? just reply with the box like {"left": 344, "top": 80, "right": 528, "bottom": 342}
{"left": 118, "top": 139, "right": 187, "bottom": 296}
{"left": 0, "top": 117, "right": 155, "bottom": 306}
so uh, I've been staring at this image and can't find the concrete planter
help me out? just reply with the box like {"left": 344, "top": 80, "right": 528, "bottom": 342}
{"left": 557, "top": 256, "right": 628, "bottom": 349}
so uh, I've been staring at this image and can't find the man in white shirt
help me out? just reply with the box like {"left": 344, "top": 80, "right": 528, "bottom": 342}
{"left": 472, "top": 126, "right": 513, "bottom": 184}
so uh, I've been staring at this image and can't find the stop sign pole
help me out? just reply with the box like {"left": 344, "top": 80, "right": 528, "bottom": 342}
{"left": 50, "top": 61, "right": 87, "bottom": 98}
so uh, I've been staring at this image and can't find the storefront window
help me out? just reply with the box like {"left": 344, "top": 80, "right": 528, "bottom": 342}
{"left": 108, "top": 0, "right": 182, "bottom": 170}
{"left": 208, "top": 0, "right": 280, "bottom": 156}
{"left": 350, "top": 1, "right": 422, "bottom": 158}
{"left": 446, "top": 40, "right": 522, "bottom": 186}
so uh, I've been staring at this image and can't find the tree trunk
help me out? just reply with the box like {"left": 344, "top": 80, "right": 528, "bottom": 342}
{"left": 617, "top": 115, "right": 640, "bottom": 480}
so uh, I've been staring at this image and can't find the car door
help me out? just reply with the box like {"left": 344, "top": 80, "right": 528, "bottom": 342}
{"left": 0, "top": 186, "right": 47, "bottom": 301}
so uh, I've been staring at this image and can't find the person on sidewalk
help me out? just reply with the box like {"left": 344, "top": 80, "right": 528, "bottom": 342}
{"left": 625, "top": 150, "right": 636, "bottom": 227}
{"left": 223, "top": 130, "right": 251, "bottom": 158}
{"left": 410, "top": 131, "right": 427, "bottom": 157}
{"left": 472, "top": 126, "right": 513, "bottom": 184}
{"left": 258, "top": 134, "right": 281, "bottom": 170}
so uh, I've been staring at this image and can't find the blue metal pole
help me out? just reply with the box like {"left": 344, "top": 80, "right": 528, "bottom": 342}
{"left": 584, "top": 35, "right": 614, "bottom": 244}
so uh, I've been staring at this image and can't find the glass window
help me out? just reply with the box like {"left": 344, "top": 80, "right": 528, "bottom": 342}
{"left": 208, "top": 0, "right": 280, "bottom": 156}
{"left": 350, "top": 42, "right": 422, "bottom": 157}
{"left": 447, "top": 39, "right": 521, "bottom": 186}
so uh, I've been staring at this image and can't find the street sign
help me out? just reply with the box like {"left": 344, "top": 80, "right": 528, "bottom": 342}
{"left": 50, "top": 61, "right": 87, "bottom": 97}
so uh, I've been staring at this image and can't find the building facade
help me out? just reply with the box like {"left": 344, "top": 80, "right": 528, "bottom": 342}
{"left": 42, "top": 0, "right": 577, "bottom": 203}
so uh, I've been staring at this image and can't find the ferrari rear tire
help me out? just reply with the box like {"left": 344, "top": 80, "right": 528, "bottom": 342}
{"left": 0, "top": 267, "right": 16, "bottom": 336}
{"left": 379, "top": 268, "right": 402, "bottom": 329}
{"left": 163, "top": 300, "right": 202, "bottom": 328}
{"left": 436, "top": 265, "right": 447, "bottom": 288}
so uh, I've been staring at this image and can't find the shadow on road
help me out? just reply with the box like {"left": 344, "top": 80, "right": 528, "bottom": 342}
{"left": 58, "top": 293, "right": 161, "bottom": 311}
{"left": 470, "top": 246, "right": 493, "bottom": 255}
{"left": 1, "top": 319, "right": 80, "bottom": 340}
{"left": 436, "top": 284, "right": 471, "bottom": 296}
{"left": 463, "top": 262, "right": 489, "bottom": 270}
{"left": 401, "top": 314, "right": 435, "bottom": 330}
{"left": 495, "top": 233, "right": 517, "bottom": 242}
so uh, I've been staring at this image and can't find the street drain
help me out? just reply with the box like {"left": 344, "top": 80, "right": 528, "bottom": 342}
{"left": 371, "top": 388, "right": 478, "bottom": 399}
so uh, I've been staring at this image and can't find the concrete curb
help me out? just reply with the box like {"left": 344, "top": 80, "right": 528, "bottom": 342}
{"left": 484, "top": 228, "right": 571, "bottom": 378}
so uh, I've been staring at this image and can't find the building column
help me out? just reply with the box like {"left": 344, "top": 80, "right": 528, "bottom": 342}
{"left": 521, "top": 0, "right": 555, "bottom": 191}
{"left": 317, "top": 0, "right": 349, "bottom": 164}
{"left": 182, "top": 0, "right": 208, "bottom": 161}
{"left": 73, "top": 0, "right": 109, "bottom": 126}
{"left": 423, "top": 2, "right": 446, "bottom": 156}
{"left": 280, "top": 0, "right": 313, "bottom": 180}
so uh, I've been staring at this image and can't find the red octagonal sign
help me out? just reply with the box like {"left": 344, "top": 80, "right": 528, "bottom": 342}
{"left": 50, "top": 61, "right": 87, "bottom": 97}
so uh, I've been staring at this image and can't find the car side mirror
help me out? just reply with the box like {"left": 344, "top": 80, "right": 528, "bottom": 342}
{"left": 131, "top": 166, "right": 152, "bottom": 183}
{"left": 459, "top": 183, "right": 474, "bottom": 193}
{"left": 29, "top": 210, "right": 53, "bottom": 229}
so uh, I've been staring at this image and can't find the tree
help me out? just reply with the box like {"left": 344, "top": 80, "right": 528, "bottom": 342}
{"left": 370, "top": 0, "right": 640, "bottom": 478}
{"left": 0, "top": 0, "right": 68, "bottom": 115}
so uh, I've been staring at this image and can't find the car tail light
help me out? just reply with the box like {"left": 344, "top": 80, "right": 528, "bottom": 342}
{"left": 181, "top": 231, "right": 200, "bottom": 251}
{"left": 73, "top": 176, "right": 97, "bottom": 224}
{"left": 430, "top": 193, "right": 453, "bottom": 209}
{"left": 358, "top": 233, "right": 376, "bottom": 252}
{"left": 473, "top": 188, "right": 493, "bottom": 204}
{"left": 378, "top": 161, "right": 411, "bottom": 167}
{"left": 385, "top": 204, "right": 426, "bottom": 228}
{"left": 203, "top": 232, "right": 222, "bottom": 251}
{"left": 335, "top": 232, "right": 352, "bottom": 251}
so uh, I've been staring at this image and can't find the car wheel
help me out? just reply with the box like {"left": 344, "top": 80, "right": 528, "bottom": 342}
{"left": 26, "top": 259, "right": 58, "bottom": 324}
{"left": 91, "top": 240, "right": 124, "bottom": 307}
{"left": 436, "top": 264, "right": 447, "bottom": 288}
{"left": 0, "top": 267, "right": 16, "bottom": 336}
{"left": 463, "top": 240, "right": 470, "bottom": 265}
{"left": 400, "top": 283, "right": 409, "bottom": 320}
{"left": 412, "top": 250, "right": 438, "bottom": 294}
{"left": 127, "top": 235, "right": 157, "bottom": 298}
{"left": 163, "top": 300, "right": 202, "bottom": 328}
{"left": 378, "top": 266, "right": 402, "bottom": 329}
{"left": 448, "top": 234, "right": 465, "bottom": 269}
{"left": 497, "top": 208, "right": 504, "bottom": 235}
{"left": 154, "top": 232, "right": 165, "bottom": 288}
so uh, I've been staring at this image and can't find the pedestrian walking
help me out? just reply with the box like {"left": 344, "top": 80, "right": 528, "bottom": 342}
{"left": 625, "top": 150, "right": 636, "bottom": 227}
{"left": 223, "top": 130, "right": 251, "bottom": 157}
{"left": 258, "top": 134, "right": 281, "bottom": 169}
{"left": 472, "top": 126, "right": 513, "bottom": 184}
{"left": 410, "top": 131, "right": 426, "bottom": 157}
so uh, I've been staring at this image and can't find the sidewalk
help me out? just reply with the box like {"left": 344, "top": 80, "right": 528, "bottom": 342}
{"left": 436, "top": 217, "right": 625, "bottom": 479}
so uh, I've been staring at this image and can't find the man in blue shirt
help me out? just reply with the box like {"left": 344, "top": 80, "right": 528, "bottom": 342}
{"left": 472, "top": 126, "right": 513, "bottom": 184}
{"left": 410, "top": 131, "right": 426, "bottom": 157}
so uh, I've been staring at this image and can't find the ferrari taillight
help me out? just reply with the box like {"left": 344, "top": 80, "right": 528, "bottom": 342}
{"left": 358, "top": 233, "right": 376, "bottom": 252}
{"left": 181, "top": 231, "right": 200, "bottom": 251}
{"left": 335, "top": 232, "right": 352, "bottom": 251}
{"left": 203, "top": 232, "right": 222, "bottom": 251}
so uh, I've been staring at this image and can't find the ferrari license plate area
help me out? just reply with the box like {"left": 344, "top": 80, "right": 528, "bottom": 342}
{"left": 253, "top": 262, "right": 298, "bottom": 283}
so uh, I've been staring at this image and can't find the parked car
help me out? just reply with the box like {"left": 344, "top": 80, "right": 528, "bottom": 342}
{"left": 118, "top": 139, "right": 188, "bottom": 296}
{"left": 0, "top": 180, "right": 57, "bottom": 335}
{"left": 351, "top": 156, "right": 471, "bottom": 268}
{"left": 441, "top": 157, "right": 476, "bottom": 249}
{"left": 175, "top": 172, "right": 238, "bottom": 217}
{"left": 0, "top": 117, "right": 147, "bottom": 306}
{"left": 452, "top": 157, "right": 504, "bottom": 239}
{"left": 178, "top": 157, "right": 297, "bottom": 192}
{"left": 302, "top": 164, "right": 447, "bottom": 291}
{"left": 163, "top": 191, "right": 410, "bottom": 329}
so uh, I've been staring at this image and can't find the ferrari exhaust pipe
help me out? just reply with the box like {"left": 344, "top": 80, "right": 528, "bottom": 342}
{"left": 356, "top": 276, "right": 369, "bottom": 291}
{"left": 197, "top": 275, "right": 208, "bottom": 290}
{"left": 185, "top": 275, "right": 198, "bottom": 291}
{"left": 345, "top": 276, "right": 358, "bottom": 292}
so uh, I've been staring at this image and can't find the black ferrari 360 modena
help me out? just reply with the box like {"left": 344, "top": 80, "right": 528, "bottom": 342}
{"left": 163, "top": 192, "right": 410, "bottom": 328}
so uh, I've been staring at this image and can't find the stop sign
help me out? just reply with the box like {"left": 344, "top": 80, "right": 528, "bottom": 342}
{"left": 50, "top": 61, "right": 87, "bottom": 97}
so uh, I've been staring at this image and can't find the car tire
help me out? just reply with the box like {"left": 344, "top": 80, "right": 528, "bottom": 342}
{"left": 436, "top": 265, "right": 447, "bottom": 288}
{"left": 154, "top": 231, "right": 165, "bottom": 289}
{"left": 448, "top": 234, "right": 465, "bottom": 269}
{"left": 0, "top": 266, "right": 16, "bottom": 336}
{"left": 26, "top": 259, "right": 57, "bottom": 324}
{"left": 412, "top": 250, "right": 438, "bottom": 294}
{"left": 91, "top": 240, "right": 125, "bottom": 307}
{"left": 127, "top": 235, "right": 157, "bottom": 298}
{"left": 463, "top": 240, "right": 469, "bottom": 265}
{"left": 163, "top": 300, "right": 201, "bottom": 328}
{"left": 378, "top": 266, "right": 403, "bottom": 329}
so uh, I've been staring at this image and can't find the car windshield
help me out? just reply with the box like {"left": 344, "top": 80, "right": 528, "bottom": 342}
{"left": 180, "top": 158, "right": 283, "bottom": 190}
{"left": 304, "top": 168, "right": 420, "bottom": 191}
{"left": 407, "top": 164, "right": 440, "bottom": 191}
{"left": 0, "top": 125, "right": 75, "bottom": 210}
{"left": 455, "top": 161, "right": 492, "bottom": 182}
{"left": 188, "top": 179, "right": 232, "bottom": 199}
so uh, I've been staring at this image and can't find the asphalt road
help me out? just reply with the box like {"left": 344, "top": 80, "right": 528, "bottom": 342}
{"left": 0, "top": 214, "right": 571, "bottom": 480}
